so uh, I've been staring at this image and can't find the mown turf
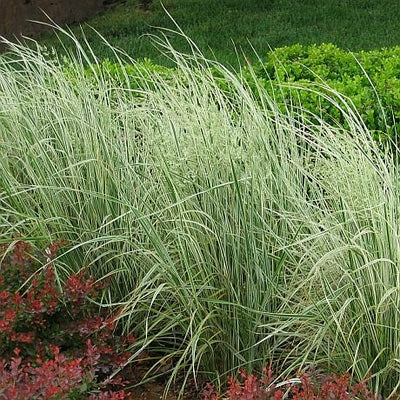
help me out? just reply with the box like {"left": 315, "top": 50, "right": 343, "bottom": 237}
{"left": 35, "top": 0, "right": 400, "bottom": 68}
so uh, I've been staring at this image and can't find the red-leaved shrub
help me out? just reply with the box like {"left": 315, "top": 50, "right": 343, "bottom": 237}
{"left": 202, "top": 365, "right": 380, "bottom": 400}
{"left": 0, "top": 240, "right": 134, "bottom": 399}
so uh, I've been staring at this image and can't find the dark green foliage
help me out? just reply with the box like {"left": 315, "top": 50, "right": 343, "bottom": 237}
{"left": 249, "top": 44, "right": 400, "bottom": 141}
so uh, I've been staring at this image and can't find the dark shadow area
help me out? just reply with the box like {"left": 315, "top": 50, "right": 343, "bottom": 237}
{"left": 0, "top": 0, "right": 126, "bottom": 51}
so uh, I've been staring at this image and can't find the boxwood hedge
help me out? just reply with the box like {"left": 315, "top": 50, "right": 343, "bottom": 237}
{"left": 249, "top": 43, "right": 400, "bottom": 142}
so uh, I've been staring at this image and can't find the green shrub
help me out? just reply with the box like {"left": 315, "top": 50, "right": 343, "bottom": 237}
{"left": 247, "top": 44, "right": 400, "bottom": 142}
{"left": 85, "top": 57, "right": 175, "bottom": 92}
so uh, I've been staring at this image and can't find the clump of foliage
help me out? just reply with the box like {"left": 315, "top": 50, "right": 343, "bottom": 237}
{"left": 247, "top": 44, "right": 400, "bottom": 142}
{"left": 0, "top": 240, "right": 135, "bottom": 399}
{"left": 202, "top": 366, "right": 379, "bottom": 400}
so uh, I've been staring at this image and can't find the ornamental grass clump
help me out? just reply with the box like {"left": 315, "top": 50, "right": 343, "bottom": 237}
{"left": 0, "top": 30, "right": 399, "bottom": 397}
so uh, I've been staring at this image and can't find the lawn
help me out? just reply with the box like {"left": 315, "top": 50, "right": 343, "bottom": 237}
{"left": 36, "top": 0, "right": 400, "bottom": 67}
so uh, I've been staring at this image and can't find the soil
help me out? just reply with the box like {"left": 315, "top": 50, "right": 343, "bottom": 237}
{"left": 0, "top": 0, "right": 127, "bottom": 47}
{"left": 122, "top": 361, "right": 201, "bottom": 399}
{"left": 128, "top": 376, "right": 201, "bottom": 399}
{"left": 129, "top": 382, "right": 185, "bottom": 400}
